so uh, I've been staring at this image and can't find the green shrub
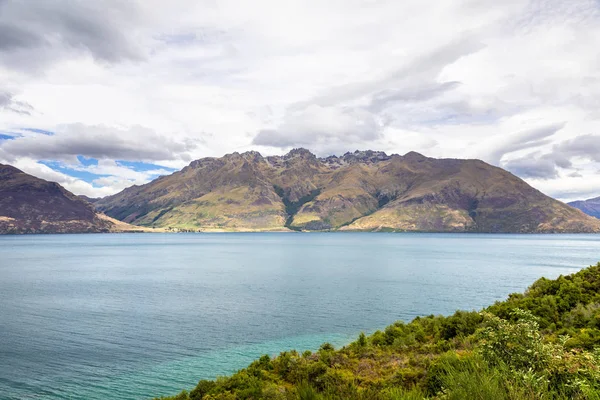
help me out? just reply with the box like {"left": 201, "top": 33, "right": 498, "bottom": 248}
{"left": 190, "top": 380, "right": 216, "bottom": 399}
{"left": 477, "top": 309, "right": 550, "bottom": 372}
{"left": 434, "top": 355, "right": 507, "bottom": 400}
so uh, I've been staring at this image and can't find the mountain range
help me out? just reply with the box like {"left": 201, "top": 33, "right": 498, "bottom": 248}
{"left": 92, "top": 149, "right": 600, "bottom": 233}
{"left": 3, "top": 150, "right": 599, "bottom": 234}
{"left": 568, "top": 196, "right": 600, "bottom": 219}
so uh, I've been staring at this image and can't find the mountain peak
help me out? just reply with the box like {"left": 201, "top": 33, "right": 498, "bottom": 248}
{"left": 284, "top": 148, "right": 316, "bottom": 159}
{"left": 340, "top": 150, "right": 390, "bottom": 164}
{"left": 241, "top": 150, "right": 264, "bottom": 163}
{"left": 403, "top": 151, "right": 427, "bottom": 161}
{"left": 0, "top": 163, "right": 22, "bottom": 176}
{"left": 242, "top": 150, "right": 263, "bottom": 157}
{"left": 223, "top": 150, "right": 264, "bottom": 158}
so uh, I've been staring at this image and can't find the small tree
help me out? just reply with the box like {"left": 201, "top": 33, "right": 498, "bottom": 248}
{"left": 358, "top": 332, "right": 367, "bottom": 347}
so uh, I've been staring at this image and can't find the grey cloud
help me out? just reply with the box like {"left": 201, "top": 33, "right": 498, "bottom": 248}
{"left": 252, "top": 129, "right": 293, "bottom": 148}
{"left": 503, "top": 153, "right": 560, "bottom": 179}
{"left": 0, "top": 0, "right": 143, "bottom": 71}
{"left": 0, "top": 24, "right": 43, "bottom": 50}
{"left": 0, "top": 90, "right": 34, "bottom": 115}
{"left": 257, "top": 38, "right": 485, "bottom": 154}
{"left": 368, "top": 81, "right": 462, "bottom": 113}
{"left": 0, "top": 124, "right": 199, "bottom": 162}
{"left": 553, "top": 134, "right": 600, "bottom": 162}
{"left": 0, "top": 91, "right": 13, "bottom": 106}
{"left": 501, "top": 133, "right": 600, "bottom": 180}
{"left": 253, "top": 105, "right": 383, "bottom": 154}
{"left": 489, "top": 122, "right": 566, "bottom": 165}
{"left": 293, "top": 36, "right": 485, "bottom": 110}
{"left": 550, "top": 152, "right": 573, "bottom": 169}
{"left": 381, "top": 96, "right": 521, "bottom": 129}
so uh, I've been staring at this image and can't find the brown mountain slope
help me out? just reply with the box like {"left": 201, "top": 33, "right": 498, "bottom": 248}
{"left": 95, "top": 152, "right": 289, "bottom": 231}
{"left": 95, "top": 149, "right": 600, "bottom": 233}
{"left": 0, "top": 164, "right": 151, "bottom": 234}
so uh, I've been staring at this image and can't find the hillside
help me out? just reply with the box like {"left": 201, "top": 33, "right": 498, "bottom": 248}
{"left": 0, "top": 163, "right": 154, "bottom": 234}
{"left": 78, "top": 194, "right": 101, "bottom": 204}
{"left": 569, "top": 196, "right": 600, "bottom": 219}
{"left": 155, "top": 263, "right": 600, "bottom": 400}
{"left": 95, "top": 149, "right": 600, "bottom": 233}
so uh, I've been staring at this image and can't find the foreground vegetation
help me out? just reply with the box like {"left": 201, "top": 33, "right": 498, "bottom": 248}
{"left": 155, "top": 263, "right": 600, "bottom": 400}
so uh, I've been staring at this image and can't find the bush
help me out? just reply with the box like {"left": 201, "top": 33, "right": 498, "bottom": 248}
{"left": 477, "top": 309, "right": 550, "bottom": 372}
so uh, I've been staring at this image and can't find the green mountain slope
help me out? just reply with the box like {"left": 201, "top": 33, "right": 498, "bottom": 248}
{"left": 155, "top": 263, "right": 600, "bottom": 400}
{"left": 95, "top": 149, "right": 600, "bottom": 233}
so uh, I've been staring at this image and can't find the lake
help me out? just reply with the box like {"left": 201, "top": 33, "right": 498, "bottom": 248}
{"left": 0, "top": 233, "right": 599, "bottom": 399}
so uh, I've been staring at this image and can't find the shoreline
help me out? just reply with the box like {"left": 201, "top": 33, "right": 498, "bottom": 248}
{"left": 2, "top": 230, "right": 599, "bottom": 235}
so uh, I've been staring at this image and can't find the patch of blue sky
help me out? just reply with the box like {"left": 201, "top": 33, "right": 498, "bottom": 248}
{"left": 117, "top": 160, "right": 177, "bottom": 172}
{"left": 0, "top": 133, "right": 18, "bottom": 140}
{"left": 20, "top": 128, "right": 55, "bottom": 135}
{"left": 39, "top": 160, "right": 106, "bottom": 183}
{"left": 77, "top": 155, "right": 99, "bottom": 167}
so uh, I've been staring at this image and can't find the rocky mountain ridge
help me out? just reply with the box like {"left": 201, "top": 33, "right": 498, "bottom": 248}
{"left": 95, "top": 149, "right": 600, "bottom": 233}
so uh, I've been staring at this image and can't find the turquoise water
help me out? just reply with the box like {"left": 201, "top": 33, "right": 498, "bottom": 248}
{"left": 0, "top": 233, "right": 599, "bottom": 399}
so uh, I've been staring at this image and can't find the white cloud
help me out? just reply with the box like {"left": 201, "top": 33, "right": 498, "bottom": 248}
{"left": 0, "top": 157, "right": 175, "bottom": 198}
{"left": 253, "top": 105, "right": 384, "bottom": 155}
{"left": 0, "top": 0, "right": 599, "bottom": 200}
{"left": 4, "top": 158, "right": 118, "bottom": 198}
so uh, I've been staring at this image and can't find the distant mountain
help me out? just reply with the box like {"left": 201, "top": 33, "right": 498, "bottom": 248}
{"left": 0, "top": 164, "right": 151, "bottom": 234}
{"left": 78, "top": 195, "right": 101, "bottom": 204}
{"left": 568, "top": 196, "right": 600, "bottom": 219}
{"left": 95, "top": 149, "right": 600, "bottom": 233}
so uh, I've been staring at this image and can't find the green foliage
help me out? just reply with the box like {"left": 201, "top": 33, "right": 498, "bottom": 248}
{"left": 477, "top": 309, "right": 550, "bottom": 371}
{"left": 154, "top": 263, "right": 600, "bottom": 400}
{"left": 382, "top": 387, "right": 428, "bottom": 400}
{"left": 487, "top": 263, "right": 600, "bottom": 349}
{"left": 190, "top": 381, "right": 216, "bottom": 400}
{"left": 435, "top": 355, "right": 508, "bottom": 400}
{"left": 358, "top": 332, "right": 367, "bottom": 347}
{"left": 296, "top": 383, "right": 320, "bottom": 400}
{"left": 319, "top": 343, "right": 335, "bottom": 352}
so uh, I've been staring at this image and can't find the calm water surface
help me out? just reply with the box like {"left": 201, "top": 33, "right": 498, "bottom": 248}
{"left": 0, "top": 233, "right": 599, "bottom": 399}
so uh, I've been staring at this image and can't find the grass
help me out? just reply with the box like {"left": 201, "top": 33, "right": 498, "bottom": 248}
{"left": 136, "top": 187, "right": 288, "bottom": 231}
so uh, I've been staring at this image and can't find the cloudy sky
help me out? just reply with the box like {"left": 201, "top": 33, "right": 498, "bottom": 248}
{"left": 1, "top": 0, "right": 599, "bottom": 201}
